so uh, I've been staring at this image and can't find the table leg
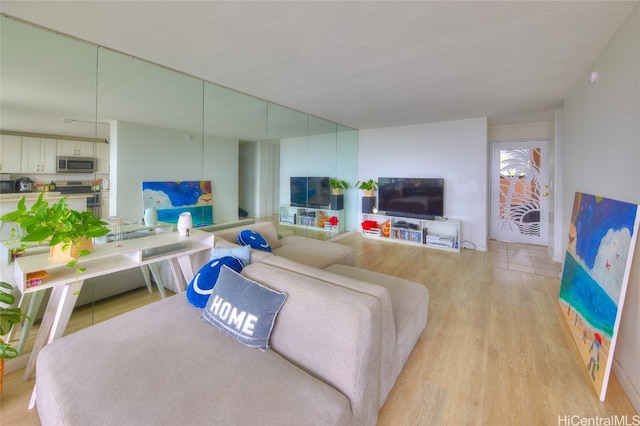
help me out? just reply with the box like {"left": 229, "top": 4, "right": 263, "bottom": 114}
{"left": 167, "top": 258, "right": 184, "bottom": 293}
{"left": 17, "top": 290, "right": 46, "bottom": 355}
{"left": 140, "top": 265, "right": 153, "bottom": 293}
{"left": 7, "top": 292, "right": 30, "bottom": 344}
{"left": 147, "top": 263, "right": 166, "bottom": 298}
{"left": 23, "top": 281, "right": 84, "bottom": 381}
{"left": 177, "top": 254, "right": 196, "bottom": 284}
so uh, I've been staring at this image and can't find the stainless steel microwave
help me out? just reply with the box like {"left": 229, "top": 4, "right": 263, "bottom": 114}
{"left": 56, "top": 156, "right": 96, "bottom": 173}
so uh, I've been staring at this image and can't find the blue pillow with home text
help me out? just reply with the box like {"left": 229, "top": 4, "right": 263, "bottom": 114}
{"left": 187, "top": 256, "right": 245, "bottom": 309}
{"left": 237, "top": 229, "right": 272, "bottom": 252}
{"left": 201, "top": 266, "right": 287, "bottom": 351}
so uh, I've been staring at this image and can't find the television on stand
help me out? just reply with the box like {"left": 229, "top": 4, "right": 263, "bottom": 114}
{"left": 289, "top": 177, "right": 331, "bottom": 208}
{"left": 378, "top": 177, "right": 444, "bottom": 219}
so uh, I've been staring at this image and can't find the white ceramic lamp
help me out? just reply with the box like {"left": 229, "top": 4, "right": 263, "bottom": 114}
{"left": 177, "top": 212, "right": 193, "bottom": 236}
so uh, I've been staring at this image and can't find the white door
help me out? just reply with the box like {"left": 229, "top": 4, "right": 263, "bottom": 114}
{"left": 490, "top": 140, "right": 549, "bottom": 245}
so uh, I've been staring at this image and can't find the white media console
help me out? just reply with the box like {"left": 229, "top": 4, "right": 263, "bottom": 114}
{"left": 361, "top": 213, "right": 461, "bottom": 253}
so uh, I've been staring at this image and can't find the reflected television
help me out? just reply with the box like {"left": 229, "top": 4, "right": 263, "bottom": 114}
{"left": 290, "top": 177, "right": 331, "bottom": 208}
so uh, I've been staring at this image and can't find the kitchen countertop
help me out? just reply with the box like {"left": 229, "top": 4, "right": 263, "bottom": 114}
{"left": 0, "top": 192, "right": 93, "bottom": 201}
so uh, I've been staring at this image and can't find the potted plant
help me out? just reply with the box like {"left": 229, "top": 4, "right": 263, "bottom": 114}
{"left": 0, "top": 281, "right": 30, "bottom": 393}
{"left": 330, "top": 178, "right": 349, "bottom": 195}
{"left": 0, "top": 193, "right": 110, "bottom": 293}
{"left": 356, "top": 179, "right": 378, "bottom": 197}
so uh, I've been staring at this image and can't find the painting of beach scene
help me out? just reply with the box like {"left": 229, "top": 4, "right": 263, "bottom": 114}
{"left": 142, "top": 180, "right": 214, "bottom": 227}
{"left": 559, "top": 192, "right": 639, "bottom": 401}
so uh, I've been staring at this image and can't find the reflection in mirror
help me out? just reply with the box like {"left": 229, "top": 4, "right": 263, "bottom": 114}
{"left": 0, "top": 16, "right": 358, "bottom": 365}
{"left": 0, "top": 16, "right": 99, "bottom": 140}
{"left": 204, "top": 83, "right": 267, "bottom": 224}
{"left": 337, "top": 125, "right": 359, "bottom": 231}
{"left": 97, "top": 47, "right": 205, "bottom": 222}
{"left": 269, "top": 103, "right": 310, "bottom": 237}
{"left": 1, "top": 16, "right": 100, "bottom": 357}
{"left": 307, "top": 116, "right": 337, "bottom": 240}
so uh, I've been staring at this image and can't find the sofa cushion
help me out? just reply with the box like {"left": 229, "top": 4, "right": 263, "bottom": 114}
{"left": 237, "top": 229, "right": 272, "bottom": 252}
{"left": 275, "top": 236, "right": 356, "bottom": 268}
{"left": 262, "top": 255, "right": 396, "bottom": 407}
{"left": 326, "top": 263, "right": 429, "bottom": 402}
{"left": 186, "top": 256, "right": 245, "bottom": 309}
{"left": 241, "top": 263, "right": 381, "bottom": 425}
{"left": 211, "top": 244, "right": 251, "bottom": 265}
{"left": 201, "top": 266, "right": 287, "bottom": 351}
{"left": 36, "top": 295, "right": 352, "bottom": 426}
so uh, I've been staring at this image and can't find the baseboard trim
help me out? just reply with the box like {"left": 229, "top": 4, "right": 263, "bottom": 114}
{"left": 613, "top": 358, "right": 640, "bottom": 413}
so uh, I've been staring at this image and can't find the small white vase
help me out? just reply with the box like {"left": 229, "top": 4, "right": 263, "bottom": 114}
{"left": 177, "top": 212, "right": 193, "bottom": 236}
{"left": 144, "top": 207, "right": 158, "bottom": 226}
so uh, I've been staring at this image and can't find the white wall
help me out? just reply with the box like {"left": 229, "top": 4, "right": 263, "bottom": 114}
{"left": 111, "top": 121, "right": 239, "bottom": 224}
{"left": 359, "top": 117, "right": 489, "bottom": 250}
{"left": 563, "top": 5, "right": 640, "bottom": 410}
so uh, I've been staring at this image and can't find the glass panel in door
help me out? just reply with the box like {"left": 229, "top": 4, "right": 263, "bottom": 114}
{"left": 491, "top": 141, "right": 549, "bottom": 245}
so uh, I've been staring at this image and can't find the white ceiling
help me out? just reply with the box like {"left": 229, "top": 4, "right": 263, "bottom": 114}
{"left": 1, "top": 1, "right": 637, "bottom": 130}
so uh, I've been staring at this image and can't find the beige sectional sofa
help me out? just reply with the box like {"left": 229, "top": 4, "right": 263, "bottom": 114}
{"left": 35, "top": 222, "right": 429, "bottom": 425}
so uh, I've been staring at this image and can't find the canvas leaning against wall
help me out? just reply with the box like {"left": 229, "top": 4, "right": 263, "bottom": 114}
{"left": 559, "top": 192, "right": 640, "bottom": 401}
{"left": 142, "top": 181, "right": 214, "bottom": 227}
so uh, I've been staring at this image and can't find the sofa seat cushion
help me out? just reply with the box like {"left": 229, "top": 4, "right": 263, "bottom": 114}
{"left": 275, "top": 236, "right": 356, "bottom": 268}
{"left": 325, "top": 264, "right": 429, "bottom": 387}
{"left": 35, "top": 295, "right": 352, "bottom": 426}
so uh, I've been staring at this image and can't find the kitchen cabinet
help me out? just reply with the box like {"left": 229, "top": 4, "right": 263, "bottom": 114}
{"left": 57, "top": 140, "right": 95, "bottom": 157}
{"left": 21, "top": 137, "right": 57, "bottom": 173}
{"left": 0, "top": 134, "right": 22, "bottom": 173}
{"left": 101, "top": 190, "right": 110, "bottom": 217}
{"left": 95, "top": 142, "right": 110, "bottom": 173}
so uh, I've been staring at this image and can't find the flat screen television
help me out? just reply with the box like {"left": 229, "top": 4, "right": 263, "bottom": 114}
{"left": 378, "top": 177, "right": 444, "bottom": 219}
{"left": 290, "top": 176, "right": 331, "bottom": 208}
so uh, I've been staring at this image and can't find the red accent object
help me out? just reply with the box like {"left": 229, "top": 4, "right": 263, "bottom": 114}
{"left": 329, "top": 216, "right": 339, "bottom": 226}
{"left": 361, "top": 220, "right": 378, "bottom": 231}
{"left": 594, "top": 333, "right": 602, "bottom": 345}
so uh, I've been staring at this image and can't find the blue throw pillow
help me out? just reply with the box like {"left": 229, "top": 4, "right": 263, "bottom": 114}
{"left": 211, "top": 245, "right": 251, "bottom": 265}
{"left": 186, "top": 256, "right": 245, "bottom": 309}
{"left": 237, "top": 229, "right": 272, "bottom": 252}
{"left": 201, "top": 266, "right": 287, "bottom": 351}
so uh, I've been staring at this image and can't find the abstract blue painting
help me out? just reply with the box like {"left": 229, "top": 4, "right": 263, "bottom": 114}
{"left": 559, "top": 192, "right": 639, "bottom": 401}
{"left": 142, "top": 181, "right": 214, "bottom": 227}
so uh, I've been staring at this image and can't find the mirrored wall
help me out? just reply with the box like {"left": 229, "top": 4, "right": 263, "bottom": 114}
{"left": 0, "top": 15, "right": 358, "bottom": 358}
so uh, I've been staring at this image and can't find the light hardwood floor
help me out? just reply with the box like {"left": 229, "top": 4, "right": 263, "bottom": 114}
{"left": 1, "top": 233, "right": 637, "bottom": 425}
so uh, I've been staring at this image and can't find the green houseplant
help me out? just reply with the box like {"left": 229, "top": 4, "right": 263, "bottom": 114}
{"left": 0, "top": 193, "right": 110, "bottom": 293}
{"left": 1, "top": 281, "right": 30, "bottom": 392}
{"left": 355, "top": 179, "right": 378, "bottom": 197}
{"left": 330, "top": 178, "right": 349, "bottom": 195}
